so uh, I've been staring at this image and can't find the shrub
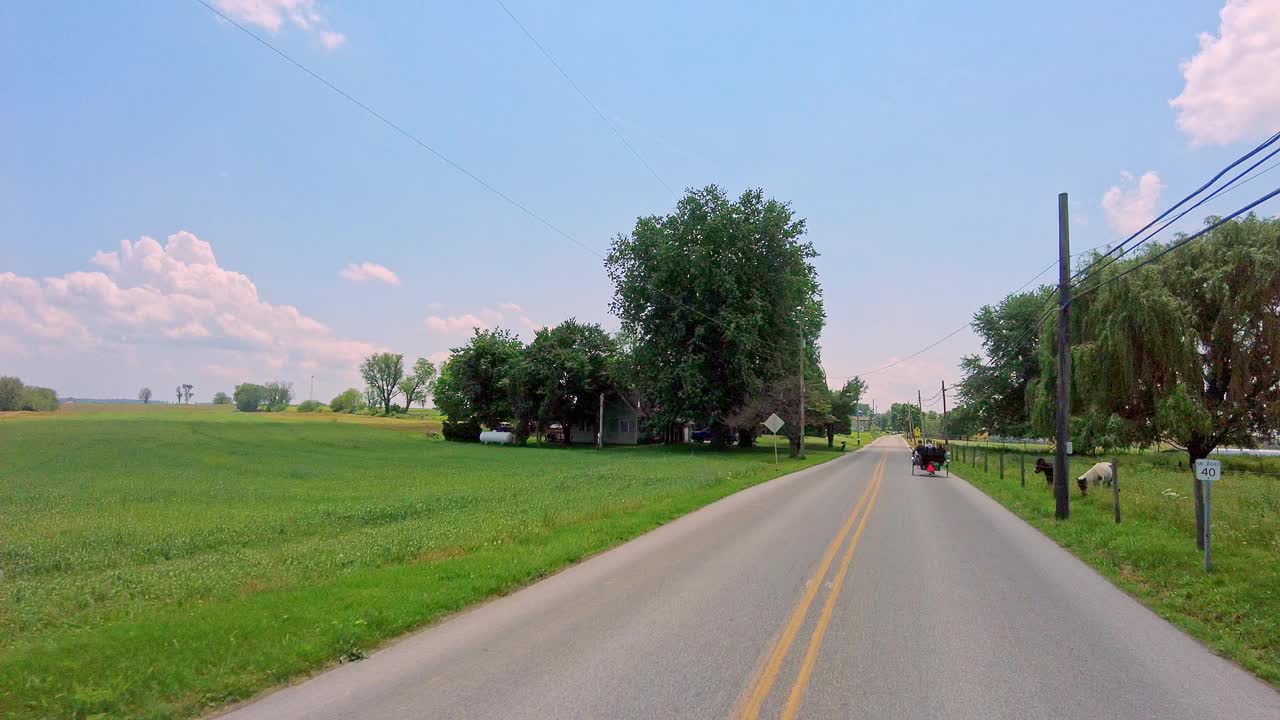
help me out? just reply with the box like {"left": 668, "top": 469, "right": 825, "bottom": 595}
{"left": 18, "top": 386, "right": 59, "bottom": 411}
{"left": 329, "top": 388, "right": 365, "bottom": 414}
{"left": 297, "top": 400, "right": 328, "bottom": 413}
{"left": 212, "top": 392, "right": 231, "bottom": 405}
{"left": 0, "top": 376, "right": 24, "bottom": 411}
{"left": 442, "top": 419, "right": 482, "bottom": 442}
{"left": 233, "top": 383, "right": 266, "bottom": 412}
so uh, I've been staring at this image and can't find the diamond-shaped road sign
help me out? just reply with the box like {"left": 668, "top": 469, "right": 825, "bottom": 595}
{"left": 763, "top": 413, "right": 785, "bottom": 434}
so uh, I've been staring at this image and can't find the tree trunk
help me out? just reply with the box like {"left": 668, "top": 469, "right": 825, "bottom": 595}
{"left": 562, "top": 419, "right": 573, "bottom": 446}
{"left": 709, "top": 422, "right": 731, "bottom": 450}
{"left": 789, "top": 431, "right": 801, "bottom": 458}
{"left": 826, "top": 425, "right": 835, "bottom": 448}
{"left": 737, "top": 428, "right": 755, "bottom": 448}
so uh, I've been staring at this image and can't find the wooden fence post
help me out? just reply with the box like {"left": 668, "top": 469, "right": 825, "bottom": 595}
{"left": 1020, "top": 451, "right": 1026, "bottom": 487}
{"left": 983, "top": 448, "right": 988, "bottom": 472}
{"left": 999, "top": 451, "right": 1005, "bottom": 479}
{"left": 1112, "top": 460, "right": 1120, "bottom": 524}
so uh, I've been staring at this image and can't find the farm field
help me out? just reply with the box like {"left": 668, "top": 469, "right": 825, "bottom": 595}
{"left": 948, "top": 446, "right": 1280, "bottom": 687}
{"left": 0, "top": 404, "right": 856, "bottom": 720}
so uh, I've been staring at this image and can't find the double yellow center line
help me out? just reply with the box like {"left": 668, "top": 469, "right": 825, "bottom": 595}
{"left": 732, "top": 451, "right": 887, "bottom": 720}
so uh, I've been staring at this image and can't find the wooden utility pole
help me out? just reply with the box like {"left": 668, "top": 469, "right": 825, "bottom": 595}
{"left": 799, "top": 328, "right": 806, "bottom": 458}
{"left": 940, "top": 381, "right": 948, "bottom": 441}
{"left": 1054, "top": 193, "right": 1072, "bottom": 520}
{"left": 917, "top": 389, "right": 924, "bottom": 440}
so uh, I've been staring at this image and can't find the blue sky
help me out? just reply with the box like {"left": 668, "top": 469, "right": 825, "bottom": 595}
{"left": 2, "top": 0, "right": 1278, "bottom": 406}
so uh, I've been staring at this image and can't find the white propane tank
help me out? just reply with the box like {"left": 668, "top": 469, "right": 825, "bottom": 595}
{"left": 479, "top": 431, "right": 514, "bottom": 445}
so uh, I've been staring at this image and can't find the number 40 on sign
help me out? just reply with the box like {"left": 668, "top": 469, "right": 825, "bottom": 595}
{"left": 1195, "top": 459, "right": 1221, "bottom": 482}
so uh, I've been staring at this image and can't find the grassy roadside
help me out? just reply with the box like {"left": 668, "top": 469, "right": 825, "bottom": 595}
{"left": 0, "top": 405, "right": 862, "bottom": 720}
{"left": 948, "top": 448, "right": 1280, "bottom": 688}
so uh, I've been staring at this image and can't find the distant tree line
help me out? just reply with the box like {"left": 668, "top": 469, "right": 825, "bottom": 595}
{"left": 0, "top": 376, "right": 59, "bottom": 412}
{"left": 232, "top": 381, "right": 294, "bottom": 412}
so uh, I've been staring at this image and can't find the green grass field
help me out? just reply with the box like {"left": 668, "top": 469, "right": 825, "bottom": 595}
{"left": 948, "top": 445, "right": 1280, "bottom": 687}
{"left": 0, "top": 404, "right": 862, "bottom": 720}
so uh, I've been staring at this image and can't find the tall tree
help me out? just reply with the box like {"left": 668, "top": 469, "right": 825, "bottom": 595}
{"left": 605, "top": 185, "right": 824, "bottom": 448}
{"left": 398, "top": 358, "right": 438, "bottom": 412}
{"left": 360, "top": 352, "right": 405, "bottom": 415}
{"left": 435, "top": 329, "right": 524, "bottom": 430}
{"left": 176, "top": 385, "right": 183, "bottom": 404}
{"left": 182, "top": 384, "right": 194, "bottom": 404}
{"left": 0, "top": 376, "right": 25, "bottom": 411}
{"left": 1035, "top": 215, "right": 1280, "bottom": 546}
{"left": 262, "top": 381, "right": 294, "bottom": 411}
{"left": 515, "top": 319, "right": 617, "bottom": 446}
{"left": 825, "top": 377, "right": 868, "bottom": 447}
{"left": 212, "top": 391, "right": 230, "bottom": 405}
{"left": 138, "top": 387, "right": 152, "bottom": 404}
{"left": 956, "top": 288, "right": 1050, "bottom": 436}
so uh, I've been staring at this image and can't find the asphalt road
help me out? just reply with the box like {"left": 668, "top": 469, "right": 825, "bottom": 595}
{"left": 219, "top": 437, "right": 1280, "bottom": 720}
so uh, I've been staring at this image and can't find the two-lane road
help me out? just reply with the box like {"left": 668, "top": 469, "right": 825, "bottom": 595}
{"left": 220, "top": 438, "right": 1280, "bottom": 719}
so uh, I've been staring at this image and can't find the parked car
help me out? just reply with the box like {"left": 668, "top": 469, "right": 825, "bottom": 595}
{"left": 691, "top": 428, "right": 713, "bottom": 442}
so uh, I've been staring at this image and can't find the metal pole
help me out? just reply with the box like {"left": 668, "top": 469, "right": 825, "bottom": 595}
{"left": 597, "top": 392, "right": 604, "bottom": 448}
{"left": 917, "top": 389, "right": 924, "bottom": 440}
{"left": 1000, "top": 451, "right": 1004, "bottom": 479}
{"left": 799, "top": 328, "right": 806, "bottom": 459}
{"left": 1054, "top": 192, "right": 1072, "bottom": 520}
{"left": 1020, "top": 448, "right": 1026, "bottom": 487}
{"left": 1204, "top": 476, "right": 1212, "bottom": 571}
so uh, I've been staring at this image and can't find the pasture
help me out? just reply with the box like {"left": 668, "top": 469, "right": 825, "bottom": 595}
{"left": 0, "top": 404, "right": 856, "bottom": 719}
{"left": 949, "top": 446, "right": 1280, "bottom": 687}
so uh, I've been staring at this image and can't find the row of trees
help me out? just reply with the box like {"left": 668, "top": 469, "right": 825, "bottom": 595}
{"left": 0, "top": 376, "right": 59, "bottom": 412}
{"left": 428, "top": 186, "right": 865, "bottom": 454}
{"left": 952, "top": 214, "right": 1280, "bottom": 545}
{"left": 232, "top": 382, "right": 295, "bottom": 412}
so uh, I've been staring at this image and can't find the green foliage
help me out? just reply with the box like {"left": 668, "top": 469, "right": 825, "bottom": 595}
{"left": 958, "top": 288, "right": 1050, "bottom": 436}
{"left": 605, "top": 185, "right": 824, "bottom": 442}
{"left": 441, "top": 419, "right": 482, "bottom": 442}
{"left": 296, "top": 399, "right": 328, "bottom": 413}
{"left": 18, "top": 386, "right": 59, "bottom": 411}
{"left": 827, "top": 377, "right": 868, "bottom": 438}
{"left": 262, "top": 381, "right": 294, "bottom": 412}
{"left": 212, "top": 391, "right": 230, "bottom": 405}
{"left": 329, "top": 388, "right": 366, "bottom": 414}
{"left": 0, "top": 376, "right": 26, "bottom": 410}
{"left": 398, "top": 357, "right": 437, "bottom": 412}
{"left": 233, "top": 383, "right": 265, "bottom": 413}
{"left": 361, "top": 352, "right": 405, "bottom": 415}
{"left": 512, "top": 319, "right": 617, "bottom": 445}
{"left": 435, "top": 328, "right": 524, "bottom": 430}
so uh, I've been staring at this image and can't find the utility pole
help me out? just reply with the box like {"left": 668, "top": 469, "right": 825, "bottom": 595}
{"left": 941, "top": 380, "right": 948, "bottom": 441}
{"left": 917, "top": 389, "right": 924, "bottom": 440}
{"left": 309, "top": 375, "right": 315, "bottom": 403}
{"left": 1054, "top": 192, "right": 1072, "bottom": 520}
{"left": 799, "top": 327, "right": 806, "bottom": 458}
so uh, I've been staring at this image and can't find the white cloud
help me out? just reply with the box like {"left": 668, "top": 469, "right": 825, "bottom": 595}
{"left": 1101, "top": 171, "right": 1165, "bottom": 236}
{"left": 0, "top": 231, "right": 378, "bottom": 393}
{"left": 423, "top": 304, "right": 540, "bottom": 337}
{"left": 214, "top": 0, "right": 346, "bottom": 51}
{"left": 424, "top": 313, "right": 490, "bottom": 333}
{"left": 1170, "top": 0, "right": 1280, "bottom": 146}
{"left": 339, "top": 261, "right": 400, "bottom": 286}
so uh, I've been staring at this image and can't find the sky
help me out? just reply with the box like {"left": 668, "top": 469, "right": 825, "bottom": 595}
{"left": 2, "top": 0, "right": 1279, "bottom": 407}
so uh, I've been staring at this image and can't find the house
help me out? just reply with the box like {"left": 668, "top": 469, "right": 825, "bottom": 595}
{"left": 568, "top": 394, "right": 645, "bottom": 445}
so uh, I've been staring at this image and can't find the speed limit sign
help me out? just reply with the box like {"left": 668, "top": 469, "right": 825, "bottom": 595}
{"left": 1194, "top": 459, "right": 1221, "bottom": 482}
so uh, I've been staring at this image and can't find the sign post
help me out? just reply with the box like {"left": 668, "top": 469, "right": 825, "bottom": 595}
{"left": 763, "top": 413, "right": 785, "bottom": 466}
{"left": 1194, "top": 459, "right": 1221, "bottom": 571}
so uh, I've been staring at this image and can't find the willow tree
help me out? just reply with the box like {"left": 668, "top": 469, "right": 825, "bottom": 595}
{"left": 1034, "top": 215, "right": 1280, "bottom": 546}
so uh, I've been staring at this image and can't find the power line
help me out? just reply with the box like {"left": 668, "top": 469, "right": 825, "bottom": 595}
{"left": 1068, "top": 130, "right": 1280, "bottom": 284}
{"left": 191, "top": 0, "right": 805, "bottom": 374}
{"left": 1070, "top": 186, "right": 1280, "bottom": 306}
{"left": 492, "top": 0, "right": 675, "bottom": 196}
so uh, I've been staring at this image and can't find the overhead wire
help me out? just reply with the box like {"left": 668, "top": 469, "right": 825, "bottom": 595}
{"left": 491, "top": 0, "right": 675, "bottom": 196}
{"left": 192, "top": 0, "right": 809, "bottom": 375}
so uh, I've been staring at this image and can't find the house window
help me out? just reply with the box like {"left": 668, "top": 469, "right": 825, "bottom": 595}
{"left": 619, "top": 419, "right": 633, "bottom": 433}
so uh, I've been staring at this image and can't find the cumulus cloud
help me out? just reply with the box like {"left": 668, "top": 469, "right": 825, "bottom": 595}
{"left": 214, "top": 0, "right": 346, "bottom": 51}
{"left": 423, "top": 304, "right": 539, "bottom": 337}
{"left": 0, "top": 231, "right": 378, "bottom": 393}
{"left": 339, "top": 261, "right": 400, "bottom": 286}
{"left": 1170, "top": 0, "right": 1280, "bottom": 146}
{"left": 1101, "top": 171, "right": 1165, "bottom": 236}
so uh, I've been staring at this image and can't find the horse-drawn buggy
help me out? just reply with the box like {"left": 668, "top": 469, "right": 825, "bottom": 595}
{"left": 911, "top": 442, "right": 949, "bottom": 476}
